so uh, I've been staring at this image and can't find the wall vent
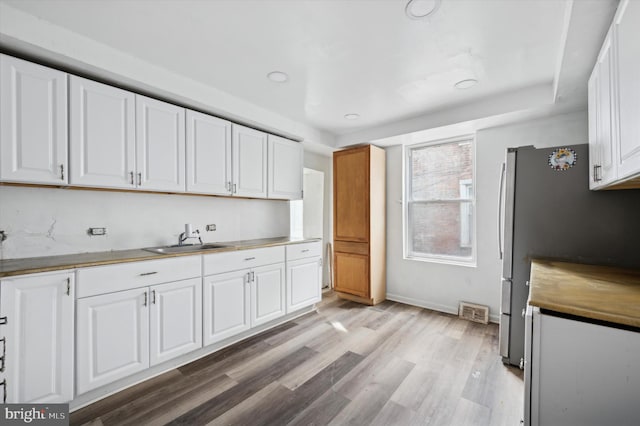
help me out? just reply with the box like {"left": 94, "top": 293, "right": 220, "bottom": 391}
{"left": 458, "top": 302, "right": 489, "bottom": 324}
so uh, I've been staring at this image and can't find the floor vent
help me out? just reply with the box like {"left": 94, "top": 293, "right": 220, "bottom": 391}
{"left": 459, "top": 302, "right": 489, "bottom": 324}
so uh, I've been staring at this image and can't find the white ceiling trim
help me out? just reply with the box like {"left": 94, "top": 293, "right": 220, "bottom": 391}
{"left": 0, "top": 2, "right": 336, "bottom": 149}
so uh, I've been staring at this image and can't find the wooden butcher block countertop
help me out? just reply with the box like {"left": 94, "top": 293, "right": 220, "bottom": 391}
{"left": 0, "top": 237, "right": 320, "bottom": 278}
{"left": 529, "top": 259, "right": 640, "bottom": 328}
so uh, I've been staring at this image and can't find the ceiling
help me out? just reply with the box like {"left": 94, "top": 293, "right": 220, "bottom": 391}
{"left": 0, "top": 0, "right": 617, "bottom": 149}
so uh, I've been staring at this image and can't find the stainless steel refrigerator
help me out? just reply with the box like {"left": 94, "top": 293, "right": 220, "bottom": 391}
{"left": 498, "top": 144, "right": 640, "bottom": 367}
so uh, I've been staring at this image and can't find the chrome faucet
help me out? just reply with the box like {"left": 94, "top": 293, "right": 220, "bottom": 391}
{"left": 178, "top": 223, "right": 203, "bottom": 246}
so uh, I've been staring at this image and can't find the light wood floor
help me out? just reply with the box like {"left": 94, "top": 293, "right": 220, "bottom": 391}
{"left": 71, "top": 291, "right": 523, "bottom": 426}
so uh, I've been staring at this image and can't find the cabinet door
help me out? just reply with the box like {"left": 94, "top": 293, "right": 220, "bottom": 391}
{"left": 0, "top": 271, "right": 74, "bottom": 403}
{"left": 334, "top": 251, "right": 369, "bottom": 298}
{"left": 203, "top": 270, "right": 251, "bottom": 346}
{"left": 232, "top": 125, "right": 267, "bottom": 198}
{"left": 136, "top": 95, "right": 186, "bottom": 192}
{"left": 267, "top": 135, "right": 303, "bottom": 200}
{"left": 614, "top": 0, "right": 640, "bottom": 177}
{"left": 149, "top": 278, "right": 202, "bottom": 367}
{"left": 595, "top": 30, "right": 618, "bottom": 186}
{"left": 0, "top": 55, "right": 67, "bottom": 185}
{"left": 286, "top": 257, "right": 322, "bottom": 313}
{"left": 251, "top": 263, "right": 286, "bottom": 327}
{"left": 76, "top": 288, "right": 149, "bottom": 395}
{"left": 186, "top": 110, "right": 232, "bottom": 195}
{"left": 69, "top": 75, "right": 136, "bottom": 189}
{"left": 588, "top": 71, "right": 601, "bottom": 190}
{"left": 334, "top": 147, "right": 370, "bottom": 242}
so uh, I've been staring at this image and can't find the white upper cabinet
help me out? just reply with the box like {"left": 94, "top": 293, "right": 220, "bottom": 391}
{"left": 136, "top": 95, "right": 186, "bottom": 192}
{"left": 232, "top": 124, "right": 268, "bottom": 198}
{"left": 0, "top": 271, "right": 74, "bottom": 403}
{"left": 589, "top": 0, "right": 640, "bottom": 189}
{"left": 186, "top": 110, "right": 232, "bottom": 195}
{"left": 69, "top": 75, "right": 136, "bottom": 189}
{"left": 0, "top": 54, "right": 68, "bottom": 185}
{"left": 267, "top": 135, "right": 303, "bottom": 200}
{"left": 588, "top": 29, "right": 618, "bottom": 188}
{"left": 614, "top": 0, "right": 640, "bottom": 178}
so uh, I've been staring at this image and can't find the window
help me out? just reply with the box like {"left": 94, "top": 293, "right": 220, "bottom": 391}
{"left": 405, "top": 136, "right": 475, "bottom": 265}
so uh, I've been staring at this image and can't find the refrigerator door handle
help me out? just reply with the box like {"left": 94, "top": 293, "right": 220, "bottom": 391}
{"left": 501, "top": 279, "right": 512, "bottom": 314}
{"left": 497, "top": 162, "right": 506, "bottom": 260}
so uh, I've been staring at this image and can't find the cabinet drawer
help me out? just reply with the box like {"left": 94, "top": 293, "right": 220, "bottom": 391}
{"left": 334, "top": 241, "right": 369, "bottom": 255}
{"left": 286, "top": 241, "right": 322, "bottom": 261}
{"left": 203, "top": 246, "right": 284, "bottom": 276}
{"left": 77, "top": 255, "right": 202, "bottom": 298}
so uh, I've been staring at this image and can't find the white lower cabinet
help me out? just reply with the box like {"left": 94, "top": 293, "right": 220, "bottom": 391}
{"left": 251, "top": 263, "right": 286, "bottom": 327}
{"left": 286, "top": 258, "right": 322, "bottom": 313}
{"left": 149, "top": 278, "right": 202, "bottom": 367}
{"left": 203, "top": 270, "right": 251, "bottom": 346}
{"left": 0, "top": 271, "right": 74, "bottom": 403}
{"left": 76, "top": 288, "right": 149, "bottom": 395}
{"left": 286, "top": 241, "right": 323, "bottom": 313}
{"left": 76, "top": 256, "right": 202, "bottom": 395}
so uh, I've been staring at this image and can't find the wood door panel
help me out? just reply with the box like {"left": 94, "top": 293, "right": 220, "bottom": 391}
{"left": 334, "top": 252, "right": 369, "bottom": 298}
{"left": 334, "top": 241, "right": 369, "bottom": 256}
{"left": 334, "top": 147, "right": 369, "bottom": 242}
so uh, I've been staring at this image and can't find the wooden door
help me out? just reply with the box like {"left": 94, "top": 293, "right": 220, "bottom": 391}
{"left": 0, "top": 55, "right": 68, "bottom": 185}
{"left": 232, "top": 124, "right": 267, "bottom": 198}
{"left": 69, "top": 75, "right": 136, "bottom": 189}
{"left": 136, "top": 95, "right": 186, "bottom": 192}
{"left": 334, "top": 146, "right": 370, "bottom": 242}
{"left": 0, "top": 271, "right": 74, "bottom": 403}
{"left": 149, "top": 278, "right": 202, "bottom": 367}
{"left": 76, "top": 288, "right": 149, "bottom": 395}
{"left": 334, "top": 251, "right": 369, "bottom": 298}
{"left": 267, "top": 135, "right": 303, "bottom": 200}
{"left": 286, "top": 257, "right": 322, "bottom": 313}
{"left": 186, "top": 110, "right": 232, "bottom": 195}
{"left": 251, "top": 263, "right": 286, "bottom": 326}
{"left": 203, "top": 270, "right": 251, "bottom": 346}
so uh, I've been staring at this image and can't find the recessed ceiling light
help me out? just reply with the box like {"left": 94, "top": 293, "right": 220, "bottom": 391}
{"left": 267, "top": 71, "right": 289, "bottom": 83}
{"left": 454, "top": 79, "right": 478, "bottom": 89}
{"left": 405, "top": 0, "right": 441, "bottom": 20}
{"left": 344, "top": 113, "right": 360, "bottom": 120}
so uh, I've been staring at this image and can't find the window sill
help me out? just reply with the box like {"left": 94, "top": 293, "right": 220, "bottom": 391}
{"left": 404, "top": 254, "right": 477, "bottom": 268}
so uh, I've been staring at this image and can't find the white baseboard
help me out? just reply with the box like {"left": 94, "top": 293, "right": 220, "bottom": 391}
{"left": 386, "top": 293, "right": 500, "bottom": 324}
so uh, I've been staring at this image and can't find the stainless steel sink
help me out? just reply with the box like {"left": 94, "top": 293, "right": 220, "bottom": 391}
{"left": 144, "top": 243, "right": 229, "bottom": 255}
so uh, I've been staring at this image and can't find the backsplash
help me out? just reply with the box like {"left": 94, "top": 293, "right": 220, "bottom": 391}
{"left": 0, "top": 186, "right": 290, "bottom": 260}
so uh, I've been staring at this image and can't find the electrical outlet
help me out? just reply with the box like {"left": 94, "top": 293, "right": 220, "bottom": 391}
{"left": 88, "top": 227, "right": 107, "bottom": 236}
{"left": 206, "top": 224, "right": 216, "bottom": 232}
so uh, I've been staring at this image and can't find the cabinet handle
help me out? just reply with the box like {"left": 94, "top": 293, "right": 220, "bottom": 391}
{"left": 130, "top": 171, "right": 134, "bottom": 185}
{"left": 152, "top": 290, "right": 156, "bottom": 305}
{"left": 233, "top": 183, "right": 237, "bottom": 194}
{"left": 0, "top": 337, "right": 6, "bottom": 373}
{"left": 301, "top": 249, "right": 310, "bottom": 253}
{"left": 593, "top": 165, "right": 602, "bottom": 182}
{"left": 521, "top": 308, "right": 526, "bottom": 318}
{"left": 519, "top": 358, "right": 525, "bottom": 370}
{"left": 143, "top": 292, "right": 148, "bottom": 307}
{"left": 318, "top": 258, "right": 323, "bottom": 267}
{"left": 60, "top": 164, "right": 65, "bottom": 180}
{"left": 1, "top": 379, "right": 6, "bottom": 403}
{"left": 0, "top": 317, "right": 7, "bottom": 325}
{"left": 66, "top": 278, "right": 71, "bottom": 296}
{"left": 244, "top": 257, "right": 255, "bottom": 261}
{"left": 251, "top": 271, "right": 255, "bottom": 282}
{"left": 140, "top": 271, "right": 158, "bottom": 276}
{"left": 137, "top": 172, "right": 142, "bottom": 186}
{"left": 246, "top": 272, "right": 251, "bottom": 283}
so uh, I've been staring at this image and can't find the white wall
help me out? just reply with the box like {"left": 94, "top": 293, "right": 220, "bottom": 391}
{"left": 385, "top": 111, "right": 588, "bottom": 321}
{"left": 304, "top": 150, "right": 333, "bottom": 286}
{"left": 0, "top": 186, "right": 289, "bottom": 260}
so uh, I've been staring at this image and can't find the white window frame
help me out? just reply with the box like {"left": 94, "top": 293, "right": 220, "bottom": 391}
{"left": 403, "top": 135, "right": 477, "bottom": 267}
